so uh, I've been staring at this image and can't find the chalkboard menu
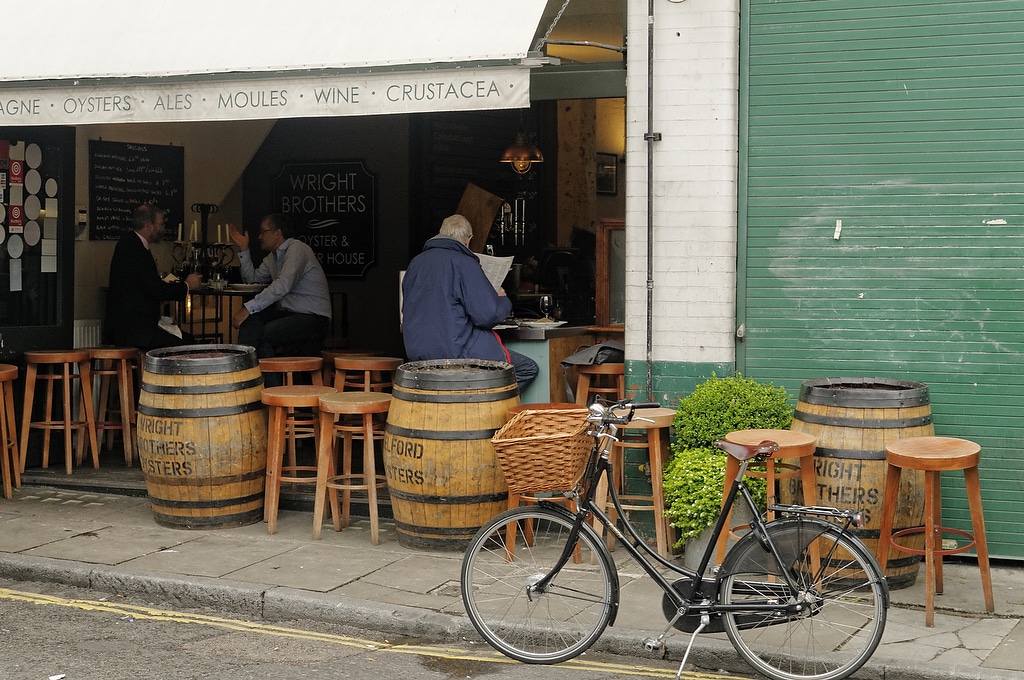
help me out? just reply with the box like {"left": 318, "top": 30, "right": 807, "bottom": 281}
{"left": 88, "top": 139, "right": 185, "bottom": 240}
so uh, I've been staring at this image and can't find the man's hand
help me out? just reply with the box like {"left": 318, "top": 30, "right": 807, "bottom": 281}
{"left": 228, "top": 223, "right": 249, "bottom": 250}
{"left": 232, "top": 305, "right": 250, "bottom": 329}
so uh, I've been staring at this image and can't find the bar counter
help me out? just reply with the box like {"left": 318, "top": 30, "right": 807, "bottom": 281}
{"left": 497, "top": 324, "right": 595, "bottom": 404}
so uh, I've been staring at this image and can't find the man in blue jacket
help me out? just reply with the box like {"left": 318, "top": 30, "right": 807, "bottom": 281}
{"left": 402, "top": 214, "right": 538, "bottom": 395}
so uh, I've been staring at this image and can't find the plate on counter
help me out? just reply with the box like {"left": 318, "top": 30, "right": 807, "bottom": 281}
{"left": 227, "top": 283, "right": 265, "bottom": 292}
{"left": 519, "top": 320, "right": 567, "bottom": 329}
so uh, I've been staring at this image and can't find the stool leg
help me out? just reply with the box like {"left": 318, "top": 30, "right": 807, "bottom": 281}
{"left": 312, "top": 409, "right": 335, "bottom": 540}
{"left": 923, "top": 470, "right": 938, "bottom": 627}
{"left": 61, "top": 362, "right": 73, "bottom": 474}
{"left": 875, "top": 463, "right": 902, "bottom": 579}
{"left": 649, "top": 427, "right": 669, "bottom": 559}
{"left": 505, "top": 494, "right": 522, "bottom": 561}
{"left": 265, "top": 406, "right": 286, "bottom": 534}
{"left": 0, "top": 386, "right": 11, "bottom": 499}
{"left": 363, "top": 412, "right": 380, "bottom": 545}
{"left": 6, "top": 383, "right": 20, "bottom": 488}
{"left": 930, "top": 473, "right": 944, "bottom": 597}
{"left": 716, "top": 455, "right": 742, "bottom": 563}
{"left": 117, "top": 358, "right": 135, "bottom": 466}
{"left": 77, "top": 361, "right": 100, "bottom": 469}
{"left": 964, "top": 465, "right": 995, "bottom": 614}
{"left": 19, "top": 363, "right": 37, "bottom": 473}
{"left": 340, "top": 430, "right": 354, "bottom": 528}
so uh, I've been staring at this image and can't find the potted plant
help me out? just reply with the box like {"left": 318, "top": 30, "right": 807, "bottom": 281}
{"left": 663, "top": 374, "right": 793, "bottom": 555}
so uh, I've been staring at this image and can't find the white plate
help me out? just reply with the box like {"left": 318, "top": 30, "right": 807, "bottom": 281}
{"left": 520, "top": 320, "right": 567, "bottom": 329}
{"left": 227, "top": 283, "right": 265, "bottom": 292}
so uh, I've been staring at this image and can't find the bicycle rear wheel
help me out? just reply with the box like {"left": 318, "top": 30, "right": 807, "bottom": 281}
{"left": 719, "top": 518, "right": 887, "bottom": 680}
{"left": 460, "top": 505, "right": 618, "bottom": 664}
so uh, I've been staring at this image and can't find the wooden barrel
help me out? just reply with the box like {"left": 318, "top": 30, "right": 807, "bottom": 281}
{"left": 136, "top": 344, "right": 267, "bottom": 529}
{"left": 789, "top": 377, "right": 932, "bottom": 588}
{"left": 382, "top": 359, "right": 519, "bottom": 550}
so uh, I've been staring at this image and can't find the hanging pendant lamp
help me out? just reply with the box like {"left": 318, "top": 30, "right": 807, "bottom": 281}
{"left": 500, "top": 133, "right": 544, "bottom": 174}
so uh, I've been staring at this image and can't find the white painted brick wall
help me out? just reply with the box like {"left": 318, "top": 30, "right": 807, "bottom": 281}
{"left": 624, "top": 0, "right": 740, "bottom": 366}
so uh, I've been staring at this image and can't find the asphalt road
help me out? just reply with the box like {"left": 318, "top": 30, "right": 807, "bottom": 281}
{"left": 0, "top": 579, "right": 748, "bottom": 680}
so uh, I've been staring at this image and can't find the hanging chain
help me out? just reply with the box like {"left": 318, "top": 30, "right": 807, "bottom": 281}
{"left": 534, "top": 0, "right": 573, "bottom": 53}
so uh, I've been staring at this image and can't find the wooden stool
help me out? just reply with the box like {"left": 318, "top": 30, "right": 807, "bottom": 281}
{"left": 716, "top": 429, "right": 817, "bottom": 563}
{"left": 312, "top": 392, "right": 392, "bottom": 544}
{"left": 575, "top": 363, "right": 625, "bottom": 405}
{"left": 19, "top": 350, "right": 99, "bottom": 475}
{"left": 321, "top": 349, "right": 383, "bottom": 387}
{"left": 594, "top": 406, "right": 677, "bottom": 558}
{"left": 877, "top": 436, "right": 995, "bottom": 627}
{"left": 260, "top": 357, "right": 324, "bottom": 470}
{"left": 333, "top": 356, "right": 403, "bottom": 393}
{"left": 261, "top": 384, "right": 337, "bottom": 534}
{"left": 90, "top": 347, "right": 139, "bottom": 467}
{"left": 504, "top": 403, "right": 587, "bottom": 563}
{"left": 0, "top": 364, "right": 21, "bottom": 498}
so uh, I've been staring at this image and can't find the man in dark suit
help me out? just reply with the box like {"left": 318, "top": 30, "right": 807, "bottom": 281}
{"left": 104, "top": 204, "right": 202, "bottom": 350}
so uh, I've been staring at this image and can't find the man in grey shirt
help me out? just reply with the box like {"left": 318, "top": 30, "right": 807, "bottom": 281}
{"left": 229, "top": 213, "right": 332, "bottom": 367}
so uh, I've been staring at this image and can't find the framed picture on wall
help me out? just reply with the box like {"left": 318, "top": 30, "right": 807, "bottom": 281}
{"left": 596, "top": 153, "right": 618, "bottom": 195}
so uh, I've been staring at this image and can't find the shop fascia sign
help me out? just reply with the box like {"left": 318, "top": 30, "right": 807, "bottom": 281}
{"left": 0, "top": 66, "right": 530, "bottom": 125}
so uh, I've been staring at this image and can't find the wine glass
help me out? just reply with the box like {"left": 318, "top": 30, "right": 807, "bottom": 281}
{"left": 539, "top": 294, "right": 553, "bottom": 319}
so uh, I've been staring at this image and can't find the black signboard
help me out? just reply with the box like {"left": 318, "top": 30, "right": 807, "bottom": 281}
{"left": 271, "top": 161, "right": 377, "bottom": 278}
{"left": 88, "top": 139, "right": 184, "bottom": 240}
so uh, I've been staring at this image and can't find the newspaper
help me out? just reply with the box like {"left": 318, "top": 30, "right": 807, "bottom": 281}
{"left": 477, "top": 253, "right": 514, "bottom": 291}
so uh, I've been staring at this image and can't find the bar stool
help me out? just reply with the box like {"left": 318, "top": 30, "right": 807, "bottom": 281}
{"left": 259, "top": 357, "right": 324, "bottom": 470}
{"left": 503, "top": 403, "right": 587, "bottom": 563}
{"left": 19, "top": 350, "right": 99, "bottom": 475}
{"left": 594, "top": 406, "right": 677, "bottom": 558}
{"left": 0, "top": 364, "right": 21, "bottom": 498}
{"left": 262, "top": 384, "right": 337, "bottom": 534}
{"left": 312, "top": 392, "right": 392, "bottom": 544}
{"left": 575, "top": 363, "right": 625, "bottom": 405}
{"left": 91, "top": 347, "right": 139, "bottom": 467}
{"left": 321, "top": 349, "right": 383, "bottom": 387}
{"left": 877, "top": 436, "right": 994, "bottom": 627}
{"left": 333, "top": 356, "right": 403, "bottom": 393}
{"left": 715, "top": 429, "right": 817, "bottom": 563}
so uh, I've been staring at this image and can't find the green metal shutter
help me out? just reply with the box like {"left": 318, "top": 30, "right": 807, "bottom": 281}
{"left": 738, "top": 0, "right": 1024, "bottom": 559}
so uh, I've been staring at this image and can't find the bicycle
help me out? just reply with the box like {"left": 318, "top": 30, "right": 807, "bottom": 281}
{"left": 460, "top": 399, "right": 889, "bottom": 680}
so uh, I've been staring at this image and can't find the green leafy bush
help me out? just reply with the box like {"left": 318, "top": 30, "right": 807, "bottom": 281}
{"left": 664, "top": 374, "right": 792, "bottom": 544}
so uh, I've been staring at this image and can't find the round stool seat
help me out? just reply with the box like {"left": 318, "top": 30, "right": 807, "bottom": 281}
{"left": 319, "top": 391, "right": 392, "bottom": 415}
{"left": 260, "top": 356, "right": 324, "bottom": 373}
{"left": 716, "top": 428, "right": 818, "bottom": 564}
{"left": 89, "top": 346, "right": 139, "bottom": 361}
{"left": 725, "top": 428, "right": 816, "bottom": 458}
{"left": 25, "top": 349, "right": 91, "bottom": 364}
{"left": 261, "top": 385, "right": 336, "bottom": 408}
{"left": 333, "top": 356, "right": 404, "bottom": 392}
{"left": 0, "top": 364, "right": 17, "bottom": 381}
{"left": 885, "top": 436, "right": 980, "bottom": 471}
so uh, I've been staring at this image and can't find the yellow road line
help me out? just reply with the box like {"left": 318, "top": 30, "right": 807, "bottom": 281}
{"left": 0, "top": 587, "right": 733, "bottom": 679}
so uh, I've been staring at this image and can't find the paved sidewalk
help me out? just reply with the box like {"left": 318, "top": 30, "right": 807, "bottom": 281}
{"left": 0, "top": 485, "right": 1022, "bottom": 679}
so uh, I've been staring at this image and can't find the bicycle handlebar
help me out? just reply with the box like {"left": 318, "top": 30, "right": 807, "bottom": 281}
{"left": 587, "top": 399, "right": 663, "bottom": 427}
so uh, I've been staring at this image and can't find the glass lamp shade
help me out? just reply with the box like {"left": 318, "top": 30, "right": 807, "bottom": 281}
{"left": 500, "top": 139, "right": 544, "bottom": 174}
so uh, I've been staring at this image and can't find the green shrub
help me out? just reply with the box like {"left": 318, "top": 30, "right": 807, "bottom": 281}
{"left": 664, "top": 374, "right": 792, "bottom": 545}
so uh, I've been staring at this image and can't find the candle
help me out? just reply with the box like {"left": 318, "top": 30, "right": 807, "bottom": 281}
{"left": 191, "top": 221, "right": 198, "bottom": 242}
{"left": 177, "top": 223, "right": 183, "bottom": 242}
{"left": 218, "top": 224, "right": 224, "bottom": 244}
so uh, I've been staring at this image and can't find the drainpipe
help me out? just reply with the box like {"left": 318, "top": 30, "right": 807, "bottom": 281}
{"left": 643, "top": 0, "right": 661, "bottom": 400}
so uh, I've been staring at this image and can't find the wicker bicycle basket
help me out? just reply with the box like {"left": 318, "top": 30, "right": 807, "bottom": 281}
{"left": 491, "top": 408, "right": 592, "bottom": 494}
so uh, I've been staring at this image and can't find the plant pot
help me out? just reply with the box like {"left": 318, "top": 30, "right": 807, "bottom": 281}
{"left": 682, "top": 501, "right": 754, "bottom": 573}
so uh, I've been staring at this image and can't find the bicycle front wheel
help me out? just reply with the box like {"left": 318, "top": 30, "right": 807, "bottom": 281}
{"left": 719, "top": 518, "right": 887, "bottom": 680}
{"left": 460, "top": 505, "right": 618, "bottom": 664}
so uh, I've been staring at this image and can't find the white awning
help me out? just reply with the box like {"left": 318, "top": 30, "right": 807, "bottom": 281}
{"left": 0, "top": 0, "right": 550, "bottom": 125}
